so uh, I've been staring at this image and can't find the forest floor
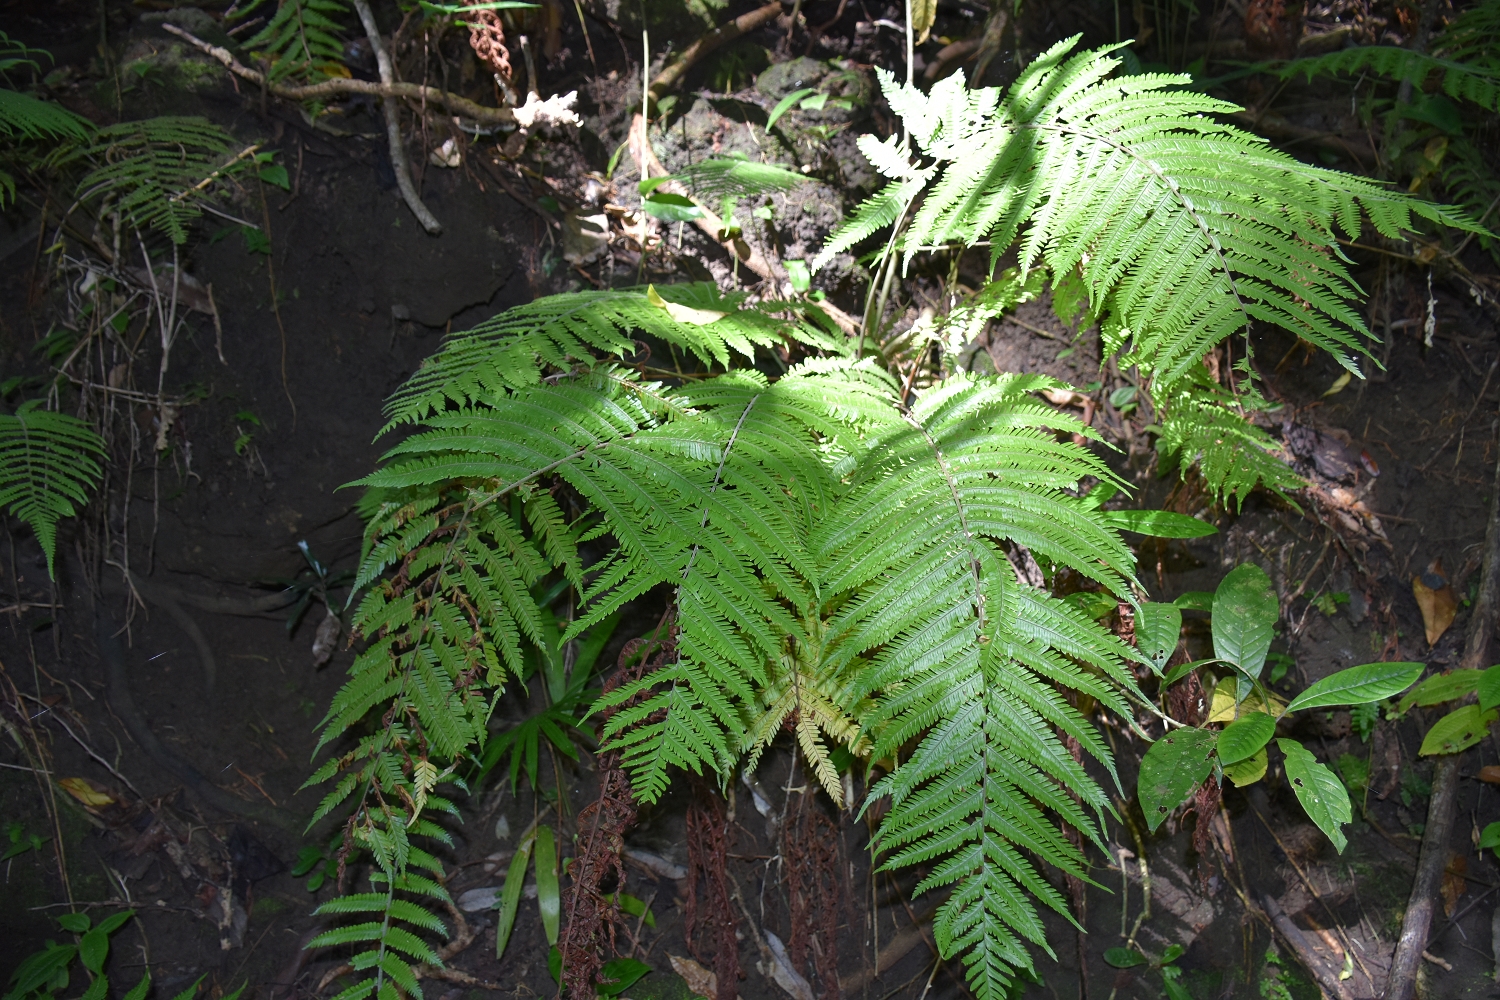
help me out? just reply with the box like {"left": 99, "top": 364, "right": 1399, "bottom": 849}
{"left": 2, "top": 1, "right": 1500, "bottom": 999}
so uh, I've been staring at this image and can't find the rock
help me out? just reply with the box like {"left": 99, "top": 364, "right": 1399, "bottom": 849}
{"left": 458, "top": 886, "right": 501, "bottom": 912}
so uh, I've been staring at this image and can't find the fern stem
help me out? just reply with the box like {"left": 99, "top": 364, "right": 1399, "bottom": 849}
{"left": 680, "top": 393, "right": 758, "bottom": 584}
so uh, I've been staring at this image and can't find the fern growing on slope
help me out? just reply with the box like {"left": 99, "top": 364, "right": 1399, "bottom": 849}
{"left": 819, "top": 37, "right": 1476, "bottom": 500}
{"left": 0, "top": 32, "right": 93, "bottom": 205}
{"left": 232, "top": 0, "right": 352, "bottom": 86}
{"left": 0, "top": 402, "right": 105, "bottom": 577}
{"left": 308, "top": 43, "right": 1466, "bottom": 1000}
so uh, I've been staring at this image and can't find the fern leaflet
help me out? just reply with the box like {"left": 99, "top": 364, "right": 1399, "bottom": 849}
{"left": 0, "top": 402, "right": 105, "bottom": 578}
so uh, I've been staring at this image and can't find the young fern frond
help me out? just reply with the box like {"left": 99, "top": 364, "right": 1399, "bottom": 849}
{"left": 63, "top": 117, "right": 240, "bottom": 244}
{"left": 0, "top": 402, "right": 105, "bottom": 578}
{"left": 1278, "top": 45, "right": 1500, "bottom": 112}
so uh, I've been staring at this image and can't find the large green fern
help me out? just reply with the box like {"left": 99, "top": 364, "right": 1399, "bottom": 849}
{"left": 233, "top": 0, "right": 352, "bottom": 86}
{"left": 307, "top": 41, "right": 1468, "bottom": 1000}
{"left": 0, "top": 402, "right": 105, "bottom": 578}
{"left": 0, "top": 32, "right": 93, "bottom": 205}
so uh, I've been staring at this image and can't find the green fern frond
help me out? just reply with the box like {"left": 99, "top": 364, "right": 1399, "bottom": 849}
{"left": 0, "top": 402, "right": 105, "bottom": 578}
{"left": 0, "top": 88, "right": 92, "bottom": 141}
{"left": 1279, "top": 45, "right": 1500, "bottom": 112}
{"left": 380, "top": 286, "right": 837, "bottom": 429}
{"left": 234, "top": 0, "right": 351, "bottom": 85}
{"left": 842, "top": 41, "right": 1471, "bottom": 383}
{"left": 66, "top": 117, "right": 240, "bottom": 244}
{"left": 669, "top": 155, "right": 807, "bottom": 202}
{"left": 1154, "top": 375, "right": 1303, "bottom": 507}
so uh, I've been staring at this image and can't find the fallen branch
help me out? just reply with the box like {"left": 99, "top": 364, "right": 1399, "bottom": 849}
{"left": 648, "top": 3, "right": 783, "bottom": 105}
{"left": 1260, "top": 894, "right": 1355, "bottom": 1000}
{"left": 161, "top": 23, "right": 516, "bottom": 126}
{"left": 351, "top": 0, "right": 441, "bottom": 234}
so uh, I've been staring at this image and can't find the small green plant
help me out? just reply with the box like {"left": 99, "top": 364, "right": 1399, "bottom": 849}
{"left": 291, "top": 833, "right": 343, "bottom": 892}
{"left": 2, "top": 821, "right": 44, "bottom": 861}
{"left": 232, "top": 410, "right": 261, "bottom": 456}
{"left": 1141, "top": 563, "right": 1423, "bottom": 851}
{"left": 492, "top": 821, "right": 562, "bottom": 961}
{"left": 1312, "top": 591, "right": 1349, "bottom": 617}
{"left": 0, "top": 910, "right": 229, "bottom": 1000}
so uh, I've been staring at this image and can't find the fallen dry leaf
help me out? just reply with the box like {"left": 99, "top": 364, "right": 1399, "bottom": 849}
{"left": 1479, "top": 766, "right": 1500, "bottom": 784}
{"left": 1413, "top": 559, "right": 1458, "bottom": 646}
{"left": 1442, "top": 854, "right": 1467, "bottom": 917}
{"left": 59, "top": 776, "right": 117, "bottom": 809}
{"left": 669, "top": 955, "right": 718, "bottom": 999}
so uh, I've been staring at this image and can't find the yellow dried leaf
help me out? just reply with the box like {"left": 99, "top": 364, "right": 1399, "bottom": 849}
{"left": 59, "top": 777, "right": 116, "bottom": 809}
{"left": 911, "top": 0, "right": 937, "bottom": 44}
{"left": 670, "top": 954, "right": 718, "bottom": 998}
{"left": 1322, "top": 371, "right": 1352, "bottom": 396}
{"left": 647, "top": 284, "right": 726, "bottom": 326}
{"left": 1413, "top": 561, "right": 1457, "bottom": 645}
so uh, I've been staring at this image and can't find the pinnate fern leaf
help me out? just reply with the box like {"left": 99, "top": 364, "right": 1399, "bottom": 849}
{"left": 0, "top": 402, "right": 104, "bottom": 577}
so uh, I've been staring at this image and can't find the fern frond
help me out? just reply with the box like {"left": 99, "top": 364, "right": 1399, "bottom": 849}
{"left": 885, "top": 42, "right": 1469, "bottom": 379}
{"left": 0, "top": 402, "right": 105, "bottom": 577}
{"left": 0, "top": 88, "right": 92, "bottom": 141}
{"left": 1154, "top": 375, "right": 1302, "bottom": 507}
{"left": 380, "top": 287, "right": 836, "bottom": 429}
{"left": 65, "top": 117, "right": 240, "bottom": 244}
{"left": 235, "top": 0, "right": 351, "bottom": 85}
{"left": 668, "top": 155, "right": 808, "bottom": 204}
{"left": 1278, "top": 45, "right": 1500, "bottom": 111}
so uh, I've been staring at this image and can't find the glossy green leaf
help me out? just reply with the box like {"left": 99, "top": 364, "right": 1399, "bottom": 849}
{"left": 1138, "top": 727, "right": 1217, "bottom": 831}
{"left": 1278, "top": 739, "right": 1351, "bottom": 853}
{"left": 1099, "top": 509, "right": 1217, "bottom": 537}
{"left": 765, "top": 87, "right": 817, "bottom": 131}
{"left": 1212, "top": 564, "right": 1278, "bottom": 676}
{"left": 1222, "top": 747, "right": 1267, "bottom": 786}
{"left": 641, "top": 192, "right": 704, "bottom": 222}
{"left": 1136, "top": 602, "right": 1182, "bottom": 673}
{"left": 1285, "top": 661, "right": 1423, "bottom": 713}
{"left": 1398, "top": 669, "right": 1480, "bottom": 714}
{"left": 1160, "top": 944, "right": 1184, "bottom": 964}
{"left": 535, "top": 825, "right": 560, "bottom": 946}
{"left": 614, "top": 891, "right": 656, "bottom": 928}
{"left": 1160, "top": 657, "right": 1217, "bottom": 689}
{"left": 1419, "top": 705, "right": 1498, "bottom": 756}
{"left": 1480, "top": 821, "right": 1500, "bottom": 851}
{"left": 597, "top": 958, "right": 651, "bottom": 997}
{"left": 1102, "top": 948, "right": 1147, "bottom": 968}
{"left": 1216, "top": 711, "right": 1275, "bottom": 765}
{"left": 494, "top": 834, "right": 533, "bottom": 960}
{"left": 1478, "top": 665, "right": 1500, "bottom": 712}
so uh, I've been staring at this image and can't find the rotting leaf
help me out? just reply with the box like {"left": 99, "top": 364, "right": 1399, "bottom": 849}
{"left": 1441, "top": 854, "right": 1466, "bottom": 917}
{"left": 58, "top": 777, "right": 116, "bottom": 810}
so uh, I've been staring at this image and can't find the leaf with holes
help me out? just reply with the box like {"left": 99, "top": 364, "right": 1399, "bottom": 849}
{"left": 1136, "top": 602, "right": 1183, "bottom": 673}
{"left": 1398, "top": 669, "right": 1480, "bottom": 714}
{"left": 1139, "top": 727, "right": 1217, "bottom": 832}
{"left": 1279, "top": 739, "right": 1351, "bottom": 852}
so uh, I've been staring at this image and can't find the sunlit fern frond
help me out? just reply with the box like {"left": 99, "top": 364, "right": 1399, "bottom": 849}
{"left": 233, "top": 0, "right": 351, "bottom": 85}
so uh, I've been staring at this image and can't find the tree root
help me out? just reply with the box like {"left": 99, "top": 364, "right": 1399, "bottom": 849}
{"left": 1260, "top": 894, "right": 1355, "bottom": 1000}
{"left": 648, "top": 3, "right": 784, "bottom": 106}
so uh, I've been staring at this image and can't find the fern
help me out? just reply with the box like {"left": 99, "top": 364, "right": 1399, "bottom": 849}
{"left": 63, "top": 117, "right": 241, "bottom": 245}
{"left": 308, "top": 41, "right": 1467, "bottom": 1000}
{"left": 0, "top": 402, "right": 105, "bottom": 578}
{"left": 1278, "top": 46, "right": 1500, "bottom": 113}
{"left": 0, "top": 33, "right": 93, "bottom": 205}
{"left": 233, "top": 0, "right": 352, "bottom": 86}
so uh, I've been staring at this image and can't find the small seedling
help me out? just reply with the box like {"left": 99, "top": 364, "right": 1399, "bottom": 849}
{"left": 2, "top": 821, "right": 44, "bottom": 861}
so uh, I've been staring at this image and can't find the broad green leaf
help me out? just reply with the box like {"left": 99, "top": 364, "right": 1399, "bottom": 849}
{"left": 494, "top": 834, "right": 534, "bottom": 960}
{"left": 1478, "top": 665, "right": 1500, "bottom": 712}
{"left": 4, "top": 944, "right": 76, "bottom": 1000}
{"left": 1480, "top": 821, "right": 1500, "bottom": 851}
{"left": 1419, "top": 705, "right": 1498, "bottom": 756}
{"left": 1278, "top": 739, "right": 1351, "bottom": 853}
{"left": 1212, "top": 564, "right": 1278, "bottom": 676}
{"left": 535, "top": 825, "right": 560, "bottom": 946}
{"left": 78, "top": 928, "right": 110, "bottom": 975}
{"left": 1102, "top": 947, "right": 1147, "bottom": 968}
{"left": 641, "top": 192, "right": 704, "bottom": 222}
{"left": 1399, "top": 669, "right": 1480, "bottom": 714}
{"left": 1160, "top": 944, "right": 1185, "bottom": 964}
{"left": 1138, "top": 727, "right": 1217, "bottom": 831}
{"left": 57, "top": 913, "right": 91, "bottom": 933}
{"left": 1136, "top": 602, "right": 1182, "bottom": 672}
{"left": 613, "top": 891, "right": 656, "bottom": 928}
{"left": 1099, "top": 509, "right": 1217, "bottom": 538}
{"left": 1217, "top": 712, "right": 1275, "bottom": 765}
{"left": 597, "top": 958, "right": 651, "bottom": 997}
{"left": 765, "top": 88, "right": 816, "bottom": 131}
{"left": 1285, "top": 662, "right": 1423, "bottom": 713}
{"left": 1223, "top": 747, "right": 1267, "bottom": 786}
